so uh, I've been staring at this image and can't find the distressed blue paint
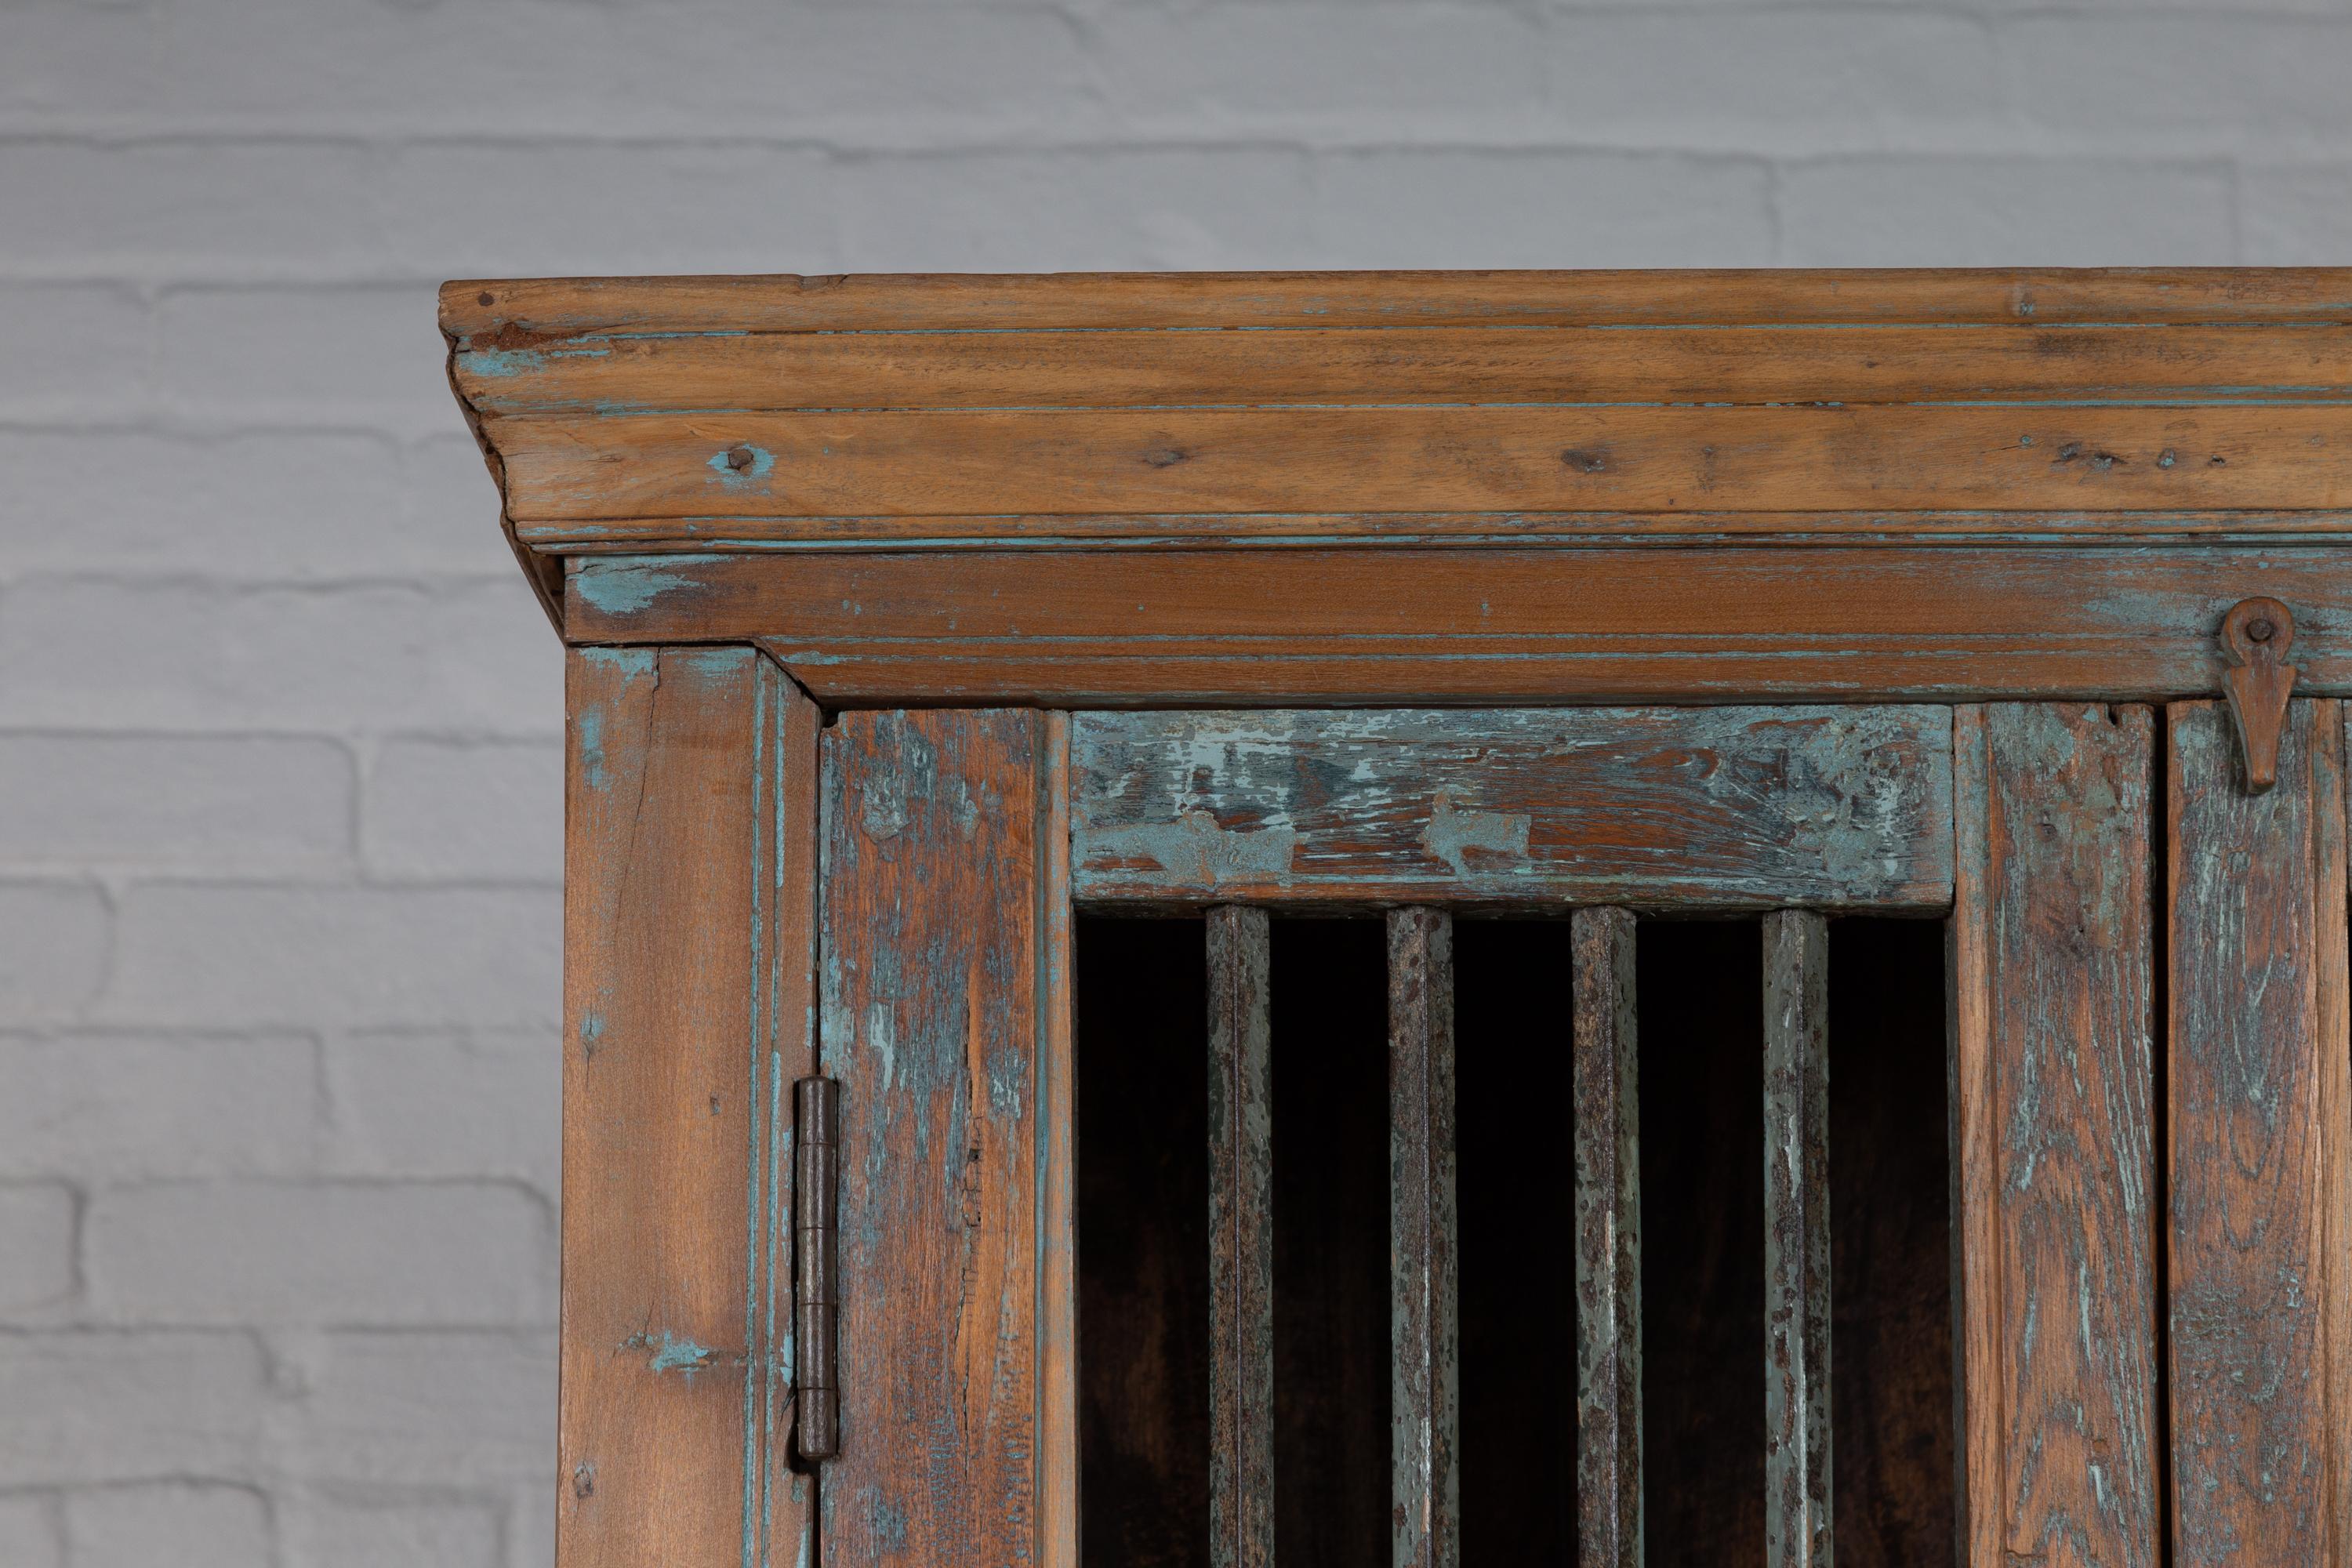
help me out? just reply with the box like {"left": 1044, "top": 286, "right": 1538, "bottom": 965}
{"left": 461, "top": 344, "right": 612, "bottom": 379}
{"left": 1419, "top": 786, "right": 1532, "bottom": 876}
{"left": 575, "top": 644, "right": 659, "bottom": 672}
{"left": 572, "top": 558, "right": 705, "bottom": 616}
{"left": 1074, "top": 706, "right": 1955, "bottom": 908}
{"left": 578, "top": 1010, "right": 607, "bottom": 1052}
{"left": 624, "top": 1328, "right": 719, "bottom": 1374}
{"left": 577, "top": 706, "right": 608, "bottom": 793}
{"left": 708, "top": 444, "right": 778, "bottom": 485}
{"left": 679, "top": 647, "right": 753, "bottom": 678}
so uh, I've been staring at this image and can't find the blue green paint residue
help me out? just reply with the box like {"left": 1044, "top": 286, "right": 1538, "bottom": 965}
{"left": 707, "top": 444, "right": 777, "bottom": 487}
{"left": 625, "top": 1328, "right": 720, "bottom": 1375}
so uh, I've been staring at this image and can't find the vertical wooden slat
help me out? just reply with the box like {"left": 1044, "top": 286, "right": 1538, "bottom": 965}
{"left": 1573, "top": 906, "right": 1642, "bottom": 1568}
{"left": 1208, "top": 906, "right": 1275, "bottom": 1568}
{"left": 2169, "top": 698, "right": 2352, "bottom": 1566}
{"left": 1039, "top": 712, "right": 1080, "bottom": 1568}
{"left": 1390, "top": 907, "right": 1460, "bottom": 1568}
{"left": 822, "top": 708, "right": 1053, "bottom": 1567}
{"left": 1762, "top": 909, "right": 1832, "bottom": 1568}
{"left": 1951, "top": 703, "right": 2159, "bottom": 1568}
{"left": 561, "top": 647, "right": 817, "bottom": 1568}
{"left": 760, "top": 666, "right": 823, "bottom": 1563}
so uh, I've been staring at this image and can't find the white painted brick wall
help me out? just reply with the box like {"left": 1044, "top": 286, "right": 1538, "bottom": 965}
{"left": 0, "top": 0, "right": 2341, "bottom": 1559}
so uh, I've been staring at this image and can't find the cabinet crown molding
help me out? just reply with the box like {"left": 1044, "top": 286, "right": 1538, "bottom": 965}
{"left": 441, "top": 269, "right": 2352, "bottom": 704}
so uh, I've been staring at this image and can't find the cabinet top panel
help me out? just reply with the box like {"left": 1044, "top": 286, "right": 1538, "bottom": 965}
{"left": 438, "top": 270, "right": 2352, "bottom": 658}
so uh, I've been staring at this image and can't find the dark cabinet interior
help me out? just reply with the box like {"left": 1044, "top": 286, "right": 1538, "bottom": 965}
{"left": 1077, "top": 915, "right": 1955, "bottom": 1566}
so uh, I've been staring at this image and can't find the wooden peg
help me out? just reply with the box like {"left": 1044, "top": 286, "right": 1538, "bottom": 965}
{"left": 2220, "top": 597, "right": 2296, "bottom": 793}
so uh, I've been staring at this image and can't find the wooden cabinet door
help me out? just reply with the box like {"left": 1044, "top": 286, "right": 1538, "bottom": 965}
{"left": 2165, "top": 699, "right": 2352, "bottom": 1566}
{"left": 819, "top": 709, "right": 1076, "bottom": 1568}
{"left": 789, "top": 698, "right": 2352, "bottom": 1566}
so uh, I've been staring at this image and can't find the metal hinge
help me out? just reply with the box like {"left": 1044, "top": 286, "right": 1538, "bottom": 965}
{"left": 794, "top": 1077, "right": 840, "bottom": 1460}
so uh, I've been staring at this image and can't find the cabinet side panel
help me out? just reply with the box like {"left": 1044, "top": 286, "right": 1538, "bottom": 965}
{"left": 561, "top": 648, "right": 816, "bottom": 1568}
{"left": 822, "top": 709, "right": 1048, "bottom": 1567}
{"left": 1952, "top": 703, "right": 2161, "bottom": 1567}
{"left": 2169, "top": 699, "right": 2352, "bottom": 1566}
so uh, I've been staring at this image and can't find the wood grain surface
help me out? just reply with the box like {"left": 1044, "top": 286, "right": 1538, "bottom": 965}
{"left": 560, "top": 646, "right": 816, "bottom": 1568}
{"left": 1950, "top": 703, "right": 2160, "bottom": 1568}
{"left": 455, "top": 321, "right": 2352, "bottom": 418}
{"left": 1207, "top": 906, "right": 1274, "bottom": 1568}
{"left": 1388, "top": 908, "right": 1460, "bottom": 1568}
{"left": 1038, "top": 712, "right": 1078, "bottom": 1568}
{"left": 1573, "top": 906, "right": 1642, "bottom": 1568}
{"left": 446, "top": 268, "right": 2352, "bottom": 339}
{"left": 517, "top": 510, "right": 2352, "bottom": 552}
{"left": 547, "top": 544, "right": 2352, "bottom": 705}
{"left": 1070, "top": 706, "right": 1952, "bottom": 910}
{"left": 821, "top": 708, "right": 1067, "bottom": 1568}
{"left": 1762, "top": 910, "right": 1832, "bottom": 1568}
{"left": 2167, "top": 699, "right": 2352, "bottom": 1566}
{"left": 493, "top": 404, "right": 2350, "bottom": 523}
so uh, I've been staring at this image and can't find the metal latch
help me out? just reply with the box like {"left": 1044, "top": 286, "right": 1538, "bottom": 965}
{"left": 2220, "top": 597, "right": 2296, "bottom": 794}
{"left": 794, "top": 1078, "right": 840, "bottom": 1460}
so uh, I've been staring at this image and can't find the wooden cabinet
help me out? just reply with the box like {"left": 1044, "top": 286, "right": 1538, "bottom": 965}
{"left": 445, "top": 269, "right": 2352, "bottom": 1566}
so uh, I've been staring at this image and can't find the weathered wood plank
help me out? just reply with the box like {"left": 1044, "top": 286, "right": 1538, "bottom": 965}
{"left": 1039, "top": 711, "right": 1079, "bottom": 1568}
{"left": 453, "top": 321, "right": 2352, "bottom": 417}
{"left": 822, "top": 708, "right": 1061, "bottom": 1567}
{"left": 495, "top": 404, "right": 2350, "bottom": 522}
{"left": 560, "top": 647, "right": 815, "bottom": 1568}
{"left": 1389, "top": 908, "right": 1460, "bottom": 1568}
{"left": 1071, "top": 706, "right": 1952, "bottom": 911}
{"left": 760, "top": 662, "right": 822, "bottom": 1562}
{"left": 556, "top": 544, "right": 2352, "bottom": 706}
{"left": 1950, "top": 703, "right": 2160, "bottom": 1568}
{"left": 514, "top": 508, "right": 2352, "bottom": 551}
{"left": 1207, "top": 906, "right": 1275, "bottom": 1568}
{"left": 2168, "top": 698, "right": 2352, "bottom": 1566}
{"left": 1762, "top": 909, "right": 1832, "bottom": 1568}
{"left": 445, "top": 269, "right": 2352, "bottom": 341}
{"left": 1573, "top": 906, "right": 1642, "bottom": 1568}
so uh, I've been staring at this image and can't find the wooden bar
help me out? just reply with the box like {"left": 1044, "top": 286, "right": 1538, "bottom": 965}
{"left": 1388, "top": 907, "right": 1459, "bottom": 1568}
{"left": 1950, "top": 704, "right": 2159, "bottom": 1568}
{"left": 557, "top": 544, "right": 2352, "bottom": 706}
{"left": 2167, "top": 699, "right": 2352, "bottom": 1566}
{"left": 453, "top": 322, "right": 2352, "bottom": 417}
{"left": 497, "top": 404, "right": 2351, "bottom": 523}
{"left": 1207, "top": 906, "right": 1275, "bottom": 1568}
{"left": 446, "top": 268, "right": 2352, "bottom": 341}
{"left": 518, "top": 509, "right": 2352, "bottom": 552}
{"left": 1039, "top": 712, "right": 1079, "bottom": 1568}
{"left": 1762, "top": 910, "right": 1832, "bottom": 1568}
{"left": 1072, "top": 706, "right": 1952, "bottom": 911}
{"left": 1573, "top": 906, "right": 1642, "bottom": 1568}
{"left": 821, "top": 709, "right": 1058, "bottom": 1567}
{"left": 560, "top": 647, "right": 816, "bottom": 1568}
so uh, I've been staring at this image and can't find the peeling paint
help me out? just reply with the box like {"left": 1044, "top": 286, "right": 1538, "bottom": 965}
{"left": 577, "top": 706, "right": 608, "bottom": 793}
{"left": 1073, "top": 706, "right": 1951, "bottom": 906}
{"left": 624, "top": 1327, "right": 722, "bottom": 1375}
{"left": 1418, "top": 786, "right": 1531, "bottom": 875}
{"left": 463, "top": 343, "right": 612, "bottom": 379}
{"left": 1084, "top": 808, "right": 1298, "bottom": 887}
{"left": 572, "top": 557, "right": 704, "bottom": 616}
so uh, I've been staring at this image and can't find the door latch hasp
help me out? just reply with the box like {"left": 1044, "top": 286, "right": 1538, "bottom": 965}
{"left": 2220, "top": 597, "right": 2296, "bottom": 795}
